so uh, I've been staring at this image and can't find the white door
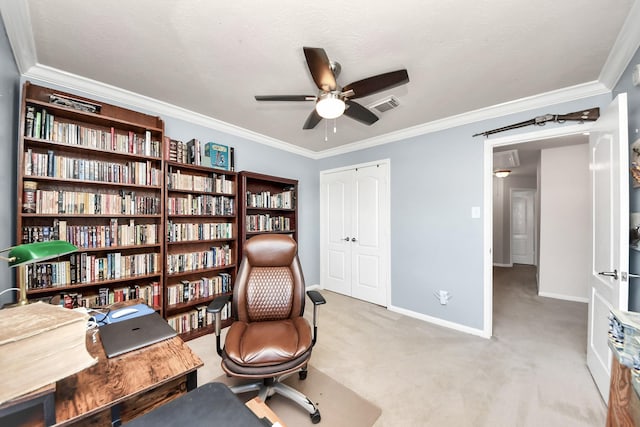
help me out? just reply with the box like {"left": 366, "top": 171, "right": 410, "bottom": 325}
{"left": 587, "top": 94, "right": 629, "bottom": 402}
{"left": 320, "top": 162, "right": 390, "bottom": 306}
{"left": 351, "top": 164, "right": 389, "bottom": 305}
{"left": 321, "top": 169, "right": 352, "bottom": 296}
{"left": 511, "top": 189, "right": 535, "bottom": 265}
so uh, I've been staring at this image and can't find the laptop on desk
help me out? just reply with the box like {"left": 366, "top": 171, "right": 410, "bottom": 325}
{"left": 99, "top": 312, "right": 177, "bottom": 358}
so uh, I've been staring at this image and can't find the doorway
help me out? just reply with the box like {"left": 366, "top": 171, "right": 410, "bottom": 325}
{"left": 483, "top": 124, "right": 594, "bottom": 337}
{"left": 319, "top": 160, "right": 390, "bottom": 306}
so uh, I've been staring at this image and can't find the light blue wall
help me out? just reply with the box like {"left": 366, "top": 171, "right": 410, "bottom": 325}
{"left": 318, "top": 94, "right": 611, "bottom": 330}
{"left": 613, "top": 45, "right": 640, "bottom": 311}
{"left": 0, "top": 19, "right": 20, "bottom": 306}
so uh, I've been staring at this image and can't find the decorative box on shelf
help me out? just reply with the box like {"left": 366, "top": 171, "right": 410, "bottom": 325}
{"left": 609, "top": 309, "right": 640, "bottom": 369}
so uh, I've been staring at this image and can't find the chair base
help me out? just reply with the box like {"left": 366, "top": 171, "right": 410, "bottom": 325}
{"left": 229, "top": 370, "right": 321, "bottom": 424}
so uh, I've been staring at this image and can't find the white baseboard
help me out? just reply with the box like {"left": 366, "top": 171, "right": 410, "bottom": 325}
{"left": 538, "top": 291, "right": 588, "bottom": 303}
{"left": 387, "top": 304, "right": 490, "bottom": 339}
{"left": 493, "top": 263, "right": 513, "bottom": 267}
{"left": 306, "top": 284, "right": 322, "bottom": 291}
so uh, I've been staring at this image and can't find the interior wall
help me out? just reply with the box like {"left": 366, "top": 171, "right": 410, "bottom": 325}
{"left": 317, "top": 94, "right": 610, "bottom": 332}
{"left": 538, "top": 144, "right": 590, "bottom": 302}
{"left": 0, "top": 19, "right": 20, "bottom": 306}
{"left": 613, "top": 46, "right": 640, "bottom": 311}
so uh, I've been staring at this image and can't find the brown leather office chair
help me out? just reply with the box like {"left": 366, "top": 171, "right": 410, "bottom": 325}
{"left": 208, "top": 234, "right": 326, "bottom": 424}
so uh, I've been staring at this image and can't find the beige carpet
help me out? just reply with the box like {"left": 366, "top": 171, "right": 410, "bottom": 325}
{"left": 213, "top": 366, "right": 381, "bottom": 427}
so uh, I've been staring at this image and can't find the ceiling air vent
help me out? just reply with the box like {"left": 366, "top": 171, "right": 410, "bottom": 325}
{"left": 493, "top": 149, "right": 520, "bottom": 169}
{"left": 368, "top": 96, "right": 400, "bottom": 113}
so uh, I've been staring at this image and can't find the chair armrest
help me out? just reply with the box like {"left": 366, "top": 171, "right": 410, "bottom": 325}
{"left": 306, "top": 290, "right": 325, "bottom": 346}
{"left": 207, "top": 294, "right": 231, "bottom": 356}
{"left": 306, "top": 290, "right": 326, "bottom": 306}
{"left": 207, "top": 294, "right": 231, "bottom": 314}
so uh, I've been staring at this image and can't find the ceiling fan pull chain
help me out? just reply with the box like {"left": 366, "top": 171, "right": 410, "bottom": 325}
{"left": 325, "top": 120, "right": 328, "bottom": 141}
{"left": 334, "top": 119, "right": 337, "bottom": 134}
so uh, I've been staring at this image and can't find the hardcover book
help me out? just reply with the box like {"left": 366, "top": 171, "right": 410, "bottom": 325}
{"left": 0, "top": 302, "right": 97, "bottom": 404}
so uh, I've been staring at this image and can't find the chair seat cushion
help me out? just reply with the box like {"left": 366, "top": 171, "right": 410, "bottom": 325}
{"left": 224, "top": 317, "right": 312, "bottom": 367}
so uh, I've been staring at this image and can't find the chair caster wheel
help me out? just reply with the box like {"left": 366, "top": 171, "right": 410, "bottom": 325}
{"left": 310, "top": 410, "right": 321, "bottom": 424}
{"left": 299, "top": 370, "right": 308, "bottom": 380}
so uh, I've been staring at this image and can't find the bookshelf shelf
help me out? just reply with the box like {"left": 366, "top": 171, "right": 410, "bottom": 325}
{"left": 239, "top": 171, "right": 298, "bottom": 260}
{"left": 164, "top": 154, "right": 238, "bottom": 340}
{"left": 18, "top": 82, "right": 165, "bottom": 311}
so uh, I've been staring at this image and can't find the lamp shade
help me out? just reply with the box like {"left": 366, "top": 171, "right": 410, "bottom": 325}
{"left": 316, "top": 92, "right": 345, "bottom": 119}
{"left": 7, "top": 241, "right": 78, "bottom": 267}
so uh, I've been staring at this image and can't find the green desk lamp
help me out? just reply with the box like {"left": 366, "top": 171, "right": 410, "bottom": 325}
{"left": 0, "top": 241, "right": 78, "bottom": 305}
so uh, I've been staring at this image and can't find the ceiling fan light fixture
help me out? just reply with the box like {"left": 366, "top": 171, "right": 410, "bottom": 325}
{"left": 316, "top": 92, "right": 345, "bottom": 119}
{"left": 494, "top": 169, "right": 511, "bottom": 178}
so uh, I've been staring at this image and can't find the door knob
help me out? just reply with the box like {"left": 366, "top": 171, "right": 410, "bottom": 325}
{"left": 343, "top": 237, "right": 350, "bottom": 241}
{"left": 351, "top": 237, "right": 357, "bottom": 242}
{"left": 598, "top": 269, "right": 618, "bottom": 280}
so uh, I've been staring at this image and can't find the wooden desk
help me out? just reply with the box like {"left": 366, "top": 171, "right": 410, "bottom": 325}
{"left": 607, "top": 355, "right": 640, "bottom": 427}
{"left": 53, "top": 330, "right": 203, "bottom": 426}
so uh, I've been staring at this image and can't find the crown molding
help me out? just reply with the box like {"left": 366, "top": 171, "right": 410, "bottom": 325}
{"left": 0, "top": 0, "right": 36, "bottom": 73}
{"left": 315, "top": 80, "right": 609, "bottom": 158}
{"left": 598, "top": 0, "right": 640, "bottom": 89}
{"left": 23, "top": 64, "right": 318, "bottom": 159}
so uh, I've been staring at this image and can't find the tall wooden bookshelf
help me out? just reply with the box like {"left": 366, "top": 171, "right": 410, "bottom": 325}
{"left": 239, "top": 171, "right": 298, "bottom": 260}
{"left": 164, "top": 159, "right": 237, "bottom": 340}
{"left": 17, "top": 82, "right": 165, "bottom": 312}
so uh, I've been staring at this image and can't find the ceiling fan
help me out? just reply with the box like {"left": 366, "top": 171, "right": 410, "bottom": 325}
{"left": 255, "top": 47, "right": 410, "bottom": 130}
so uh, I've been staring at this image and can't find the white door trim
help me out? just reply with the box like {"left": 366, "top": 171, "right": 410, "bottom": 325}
{"left": 482, "top": 123, "right": 595, "bottom": 338}
{"left": 319, "top": 158, "right": 392, "bottom": 306}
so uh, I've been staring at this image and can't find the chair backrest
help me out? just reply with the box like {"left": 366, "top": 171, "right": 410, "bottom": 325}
{"left": 233, "top": 234, "right": 306, "bottom": 323}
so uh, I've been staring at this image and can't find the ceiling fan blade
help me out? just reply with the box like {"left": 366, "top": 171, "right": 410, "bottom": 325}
{"left": 255, "top": 95, "right": 316, "bottom": 101}
{"left": 344, "top": 100, "right": 379, "bottom": 125}
{"left": 303, "top": 109, "right": 323, "bottom": 130}
{"left": 303, "top": 47, "right": 337, "bottom": 92}
{"left": 342, "top": 69, "right": 409, "bottom": 99}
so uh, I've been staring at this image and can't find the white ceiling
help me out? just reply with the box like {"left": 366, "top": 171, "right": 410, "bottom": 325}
{"left": 1, "top": 1, "right": 638, "bottom": 155}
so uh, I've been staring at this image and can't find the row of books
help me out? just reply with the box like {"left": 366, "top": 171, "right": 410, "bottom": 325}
{"left": 166, "top": 221, "right": 232, "bottom": 242}
{"left": 24, "top": 252, "right": 160, "bottom": 289}
{"left": 31, "top": 189, "right": 161, "bottom": 215}
{"left": 167, "top": 168, "right": 234, "bottom": 194}
{"left": 25, "top": 106, "right": 161, "bottom": 157}
{"left": 246, "top": 214, "right": 292, "bottom": 232}
{"left": 166, "top": 138, "right": 235, "bottom": 171}
{"left": 166, "top": 194, "right": 234, "bottom": 216}
{"left": 29, "top": 283, "right": 161, "bottom": 310}
{"left": 166, "top": 273, "right": 232, "bottom": 306}
{"left": 166, "top": 301, "right": 231, "bottom": 334}
{"left": 246, "top": 189, "right": 294, "bottom": 209}
{"left": 166, "top": 245, "right": 232, "bottom": 274}
{"left": 24, "top": 148, "right": 161, "bottom": 186}
{"left": 23, "top": 220, "right": 158, "bottom": 247}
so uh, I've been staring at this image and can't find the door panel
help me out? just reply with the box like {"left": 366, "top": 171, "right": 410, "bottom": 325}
{"left": 352, "top": 165, "right": 388, "bottom": 306}
{"left": 587, "top": 94, "right": 629, "bottom": 402}
{"left": 321, "top": 171, "right": 352, "bottom": 296}
{"left": 511, "top": 190, "right": 535, "bottom": 265}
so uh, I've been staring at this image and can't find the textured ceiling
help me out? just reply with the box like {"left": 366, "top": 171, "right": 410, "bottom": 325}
{"left": 3, "top": 0, "right": 637, "bottom": 153}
